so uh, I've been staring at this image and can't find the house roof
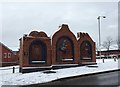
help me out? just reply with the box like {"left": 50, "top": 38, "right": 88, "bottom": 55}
{"left": 0, "top": 42, "right": 13, "bottom": 53}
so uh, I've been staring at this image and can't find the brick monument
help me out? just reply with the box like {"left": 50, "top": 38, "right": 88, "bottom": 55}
{"left": 77, "top": 32, "right": 96, "bottom": 64}
{"left": 19, "top": 31, "right": 51, "bottom": 72}
{"left": 52, "top": 24, "right": 78, "bottom": 64}
{"left": 19, "top": 24, "right": 96, "bottom": 73}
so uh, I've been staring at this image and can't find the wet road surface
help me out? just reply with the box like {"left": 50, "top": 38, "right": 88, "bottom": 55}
{"left": 25, "top": 70, "right": 120, "bottom": 86}
{"left": 41, "top": 70, "right": 120, "bottom": 86}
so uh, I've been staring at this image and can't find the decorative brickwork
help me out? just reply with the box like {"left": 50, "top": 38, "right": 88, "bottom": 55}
{"left": 19, "top": 24, "right": 96, "bottom": 73}
{"left": 52, "top": 24, "right": 78, "bottom": 64}
{"left": 77, "top": 32, "right": 96, "bottom": 64}
{"left": 19, "top": 31, "right": 51, "bottom": 70}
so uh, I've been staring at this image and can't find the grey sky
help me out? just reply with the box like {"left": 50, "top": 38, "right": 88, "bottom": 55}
{"left": 1, "top": 2, "right": 118, "bottom": 50}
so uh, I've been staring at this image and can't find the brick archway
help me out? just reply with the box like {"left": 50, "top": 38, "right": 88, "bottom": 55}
{"left": 52, "top": 24, "right": 78, "bottom": 64}
{"left": 80, "top": 40, "right": 92, "bottom": 60}
{"left": 78, "top": 32, "right": 96, "bottom": 63}
{"left": 19, "top": 31, "right": 51, "bottom": 73}
{"left": 56, "top": 36, "right": 74, "bottom": 63}
{"left": 29, "top": 39, "right": 47, "bottom": 64}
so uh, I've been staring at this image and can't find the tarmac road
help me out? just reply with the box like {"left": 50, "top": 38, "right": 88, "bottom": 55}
{"left": 23, "top": 70, "right": 120, "bottom": 86}
{"left": 51, "top": 70, "right": 119, "bottom": 85}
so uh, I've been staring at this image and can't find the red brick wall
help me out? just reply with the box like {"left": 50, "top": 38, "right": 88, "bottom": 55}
{"left": 97, "top": 50, "right": 120, "bottom": 57}
{"left": 2, "top": 45, "right": 14, "bottom": 62}
{"left": 19, "top": 31, "right": 51, "bottom": 67}
{"left": 19, "top": 24, "right": 96, "bottom": 69}
{"left": 52, "top": 24, "right": 79, "bottom": 64}
{"left": 77, "top": 32, "right": 96, "bottom": 63}
{"left": 0, "top": 44, "right": 19, "bottom": 66}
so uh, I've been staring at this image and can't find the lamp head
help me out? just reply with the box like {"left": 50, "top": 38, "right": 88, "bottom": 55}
{"left": 103, "top": 16, "right": 106, "bottom": 18}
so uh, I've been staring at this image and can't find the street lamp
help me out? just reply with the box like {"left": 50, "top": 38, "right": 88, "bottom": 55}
{"left": 97, "top": 16, "right": 106, "bottom": 61}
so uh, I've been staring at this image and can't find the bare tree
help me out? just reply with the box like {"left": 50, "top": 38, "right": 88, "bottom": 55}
{"left": 102, "top": 37, "right": 113, "bottom": 57}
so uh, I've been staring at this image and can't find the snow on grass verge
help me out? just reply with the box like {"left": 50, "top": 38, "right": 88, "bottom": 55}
{"left": 0, "top": 59, "right": 119, "bottom": 86}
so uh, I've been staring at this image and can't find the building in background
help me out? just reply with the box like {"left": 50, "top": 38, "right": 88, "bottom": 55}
{"left": 0, "top": 42, "right": 19, "bottom": 67}
{"left": 97, "top": 50, "right": 120, "bottom": 58}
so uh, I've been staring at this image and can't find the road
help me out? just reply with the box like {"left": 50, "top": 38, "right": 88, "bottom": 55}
{"left": 22, "top": 70, "right": 120, "bottom": 86}
{"left": 43, "top": 70, "right": 120, "bottom": 85}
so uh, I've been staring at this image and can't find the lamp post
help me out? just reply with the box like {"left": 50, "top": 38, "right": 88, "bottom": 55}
{"left": 97, "top": 16, "right": 106, "bottom": 62}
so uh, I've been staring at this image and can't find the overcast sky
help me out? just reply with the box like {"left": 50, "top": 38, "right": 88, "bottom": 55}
{"left": 1, "top": 1, "right": 118, "bottom": 50}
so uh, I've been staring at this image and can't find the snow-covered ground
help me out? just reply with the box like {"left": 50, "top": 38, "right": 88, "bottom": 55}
{"left": 0, "top": 59, "right": 119, "bottom": 86}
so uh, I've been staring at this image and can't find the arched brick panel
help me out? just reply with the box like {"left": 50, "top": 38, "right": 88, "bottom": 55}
{"left": 29, "top": 39, "right": 47, "bottom": 64}
{"left": 78, "top": 32, "right": 96, "bottom": 63}
{"left": 56, "top": 36, "right": 74, "bottom": 63}
{"left": 52, "top": 24, "right": 78, "bottom": 64}
{"left": 19, "top": 31, "right": 51, "bottom": 68}
{"left": 80, "top": 41, "right": 92, "bottom": 60}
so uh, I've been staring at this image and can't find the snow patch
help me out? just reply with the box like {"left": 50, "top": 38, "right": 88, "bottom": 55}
{"left": 0, "top": 59, "right": 119, "bottom": 86}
